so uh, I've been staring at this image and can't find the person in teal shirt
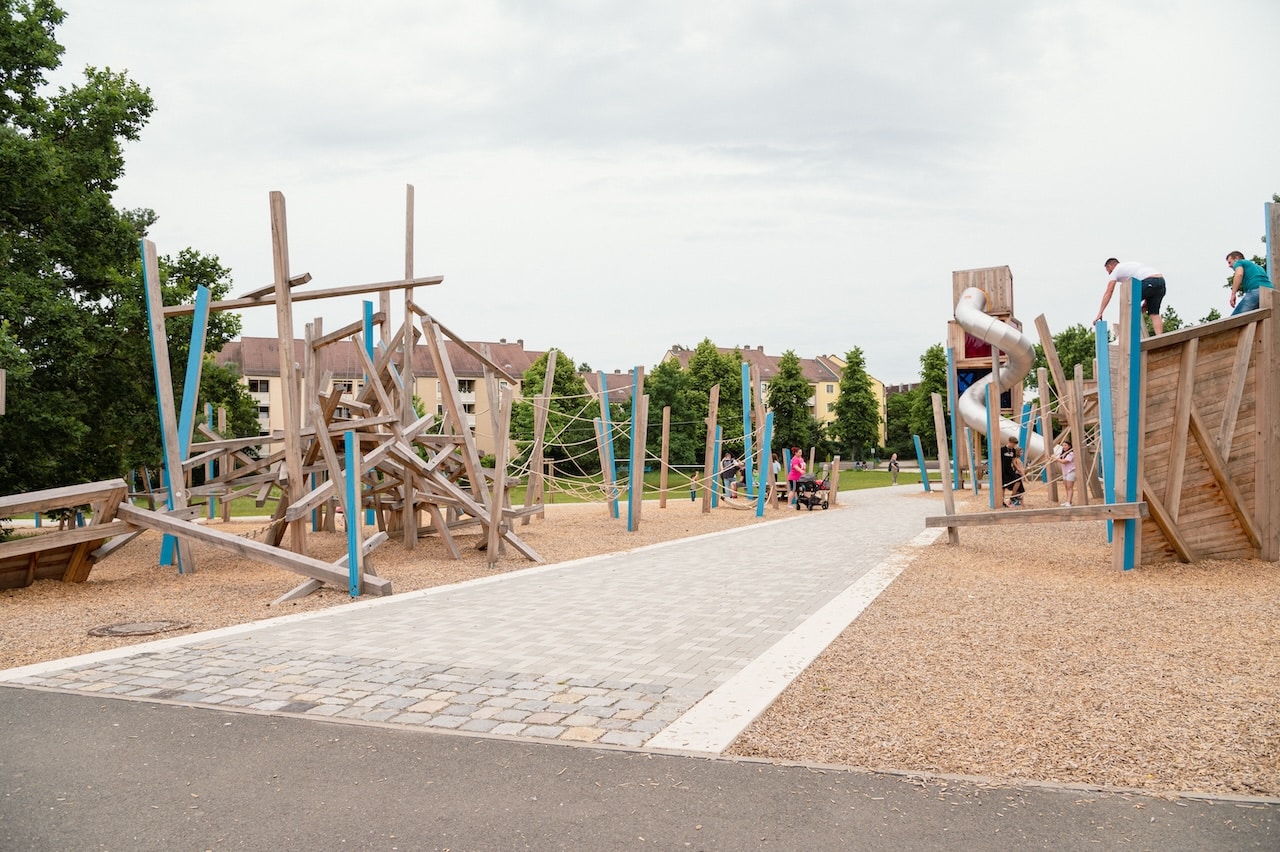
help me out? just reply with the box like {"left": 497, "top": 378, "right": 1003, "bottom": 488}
{"left": 1227, "top": 250, "right": 1272, "bottom": 315}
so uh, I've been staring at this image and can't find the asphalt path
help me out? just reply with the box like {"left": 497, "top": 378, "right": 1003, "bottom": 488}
{"left": 2, "top": 688, "right": 1275, "bottom": 851}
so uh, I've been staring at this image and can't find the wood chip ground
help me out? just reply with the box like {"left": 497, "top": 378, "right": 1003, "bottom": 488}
{"left": 3, "top": 490, "right": 1276, "bottom": 798}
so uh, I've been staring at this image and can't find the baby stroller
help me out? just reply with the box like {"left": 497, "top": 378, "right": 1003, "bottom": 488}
{"left": 795, "top": 473, "right": 829, "bottom": 510}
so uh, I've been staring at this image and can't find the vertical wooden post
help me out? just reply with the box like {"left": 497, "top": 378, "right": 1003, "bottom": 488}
{"left": 141, "top": 238, "right": 196, "bottom": 572}
{"left": 931, "top": 393, "right": 959, "bottom": 544}
{"left": 627, "top": 367, "right": 646, "bottom": 532}
{"left": 1072, "top": 363, "right": 1093, "bottom": 505}
{"left": 486, "top": 386, "right": 513, "bottom": 565}
{"left": 523, "top": 350, "right": 556, "bottom": 524}
{"left": 1257, "top": 286, "right": 1280, "bottom": 559}
{"left": 269, "top": 192, "right": 307, "bottom": 555}
{"left": 1037, "top": 367, "right": 1058, "bottom": 504}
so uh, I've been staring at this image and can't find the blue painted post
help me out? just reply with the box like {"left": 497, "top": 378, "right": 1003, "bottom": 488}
{"left": 946, "top": 347, "right": 962, "bottom": 490}
{"left": 912, "top": 435, "right": 930, "bottom": 492}
{"left": 627, "top": 367, "right": 641, "bottom": 532}
{"left": 597, "top": 372, "right": 620, "bottom": 519}
{"left": 755, "top": 412, "right": 773, "bottom": 516}
{"left": 1095, "top": 320, "right": 1117, "bottom": 542}
{"left": 159, "top": 284, "right": 210, "bottom": 570}
{"left": 1121, "top": 279, "right": 1143, "bottom": 570}
{"left": 344, "top": 430, "right": 361, "bottom": 597}
{"left": 740, "top": 362, "right": 754, "bottom": 497}
{"left": 712, "top": 426, "right": 722, "bottom": 508}
{"left": 1018, "top": 402, "right": 1032, "bottom": 465}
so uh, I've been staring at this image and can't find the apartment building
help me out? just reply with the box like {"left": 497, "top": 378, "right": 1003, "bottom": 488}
{"left": 214, "top": 336, "right": 546, "bottom": 456}
{"left": 662, "top": 345, "right": 887, "bottom": 444}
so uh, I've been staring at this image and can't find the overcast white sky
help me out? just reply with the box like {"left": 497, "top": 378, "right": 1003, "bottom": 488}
{"left": 50, "top": 0, "right": 1280, "bottom": 383}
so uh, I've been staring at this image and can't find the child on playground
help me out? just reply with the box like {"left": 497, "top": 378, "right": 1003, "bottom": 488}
{"left": 1055, "top": 439, "right": 1076, "bottom": 506}
{"left": 1000, "top": 436, "right": 1025, "bottom": 508}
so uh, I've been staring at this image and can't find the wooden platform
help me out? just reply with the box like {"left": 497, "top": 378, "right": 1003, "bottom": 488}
{"left": 0, "top": 480, "right": 129, "bottom": 589}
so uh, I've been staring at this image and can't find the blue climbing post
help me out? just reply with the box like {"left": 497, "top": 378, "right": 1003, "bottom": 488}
{"left": 627, "top": 367, "right": 642, "bottom": 532}
{"left": 1095, "top": 320, "right": 1117, "bottom": 543}
{"left": 344, "top": 430, "right": 361, "bottom": 597}
{"left": 1120, "top": 278, "right": 1143, "bottom": 570}
{"left": 912, "top": 435, "right": 930, "bottom": 492}
{"left": 946, "top": 346, "right": 962, "bottom": 491}
{"left": 159, "top": 284, "right": 210, "bottom": 570}
{"left": 740, "top": 362, "right": 754, "bottom": 497}
{"left": 597, "top": 371, "right": 620, "bottom": 519}
{"left": 712, "top": 426, "right": 722, "bottom": 508}
{"left": 755, "top": 412, "right": 773, "bottom": 516}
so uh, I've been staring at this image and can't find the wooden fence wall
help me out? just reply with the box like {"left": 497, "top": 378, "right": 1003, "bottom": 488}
{"left": 1136, "top": 289, "right": 1280, "bottom": 564}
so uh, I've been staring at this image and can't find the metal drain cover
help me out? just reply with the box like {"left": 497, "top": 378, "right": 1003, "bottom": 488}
{"left": 88, "top": 620, "right": 192, "bottom": 637}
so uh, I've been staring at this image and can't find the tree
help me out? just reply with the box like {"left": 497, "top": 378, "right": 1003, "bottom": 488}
{"left": 829, "top": 346, "right": 881, "bottom": 461}
{"left": 0, "top": 3, "right": 242, "bottom": 495}
{"left": 1029, "top": 323, "right": 1096, "bottom": 393}
{"left": 766, "top": 350, "right": 812, "bottom": 454}
{"left": 884, "top": 389, "right": 917, "bottom": 458}
{"left": 685, "top": 339, "right": 743, "bottom": 459}
{"left": 644, "top": 357, "right": 699, "bottom": 466}
{"left": 908, "top": 344, "right": 947, "bottom": 454}
{"left": 509, "top": 349, "right": 601, "bottom": 476}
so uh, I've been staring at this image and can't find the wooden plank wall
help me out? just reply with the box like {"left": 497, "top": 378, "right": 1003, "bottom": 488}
{"left": 1137, "top": 309, "right": 1273, "bottom": 563}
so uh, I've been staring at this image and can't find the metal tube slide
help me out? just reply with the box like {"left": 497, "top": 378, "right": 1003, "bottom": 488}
{"left": 953, "top": 287, "right": 1048, "bottom": 458}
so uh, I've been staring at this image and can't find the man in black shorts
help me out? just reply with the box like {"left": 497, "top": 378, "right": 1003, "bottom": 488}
{"left": 1000, "top": 436, "right": 1025, "bottom": 508}
{"left": 1095, "top": 258, "right": 1167, "bottom": 335}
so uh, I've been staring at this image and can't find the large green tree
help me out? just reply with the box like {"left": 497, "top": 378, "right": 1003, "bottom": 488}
{"left": 908, "top": 344, "right": 947, "bottom": 454}
{"left": 829, "top": 346, "right": 881, "bottom": 461}
{"left": 0, "top": 1, "right": 244, "bottom": 494}
{"left": 883, "top": 389, "right": 917, "bottom": 458}
{"left": 509, "top": 349, "right": 602, "bottom": 476}
{"left": 765, "top": 350, "right": 812, "bottom": 454}
{"left": 644, "top": 357, "right": 699, "bottom": 466}
{"left": 685, "top": 339, "right": 744, "bottom": 459}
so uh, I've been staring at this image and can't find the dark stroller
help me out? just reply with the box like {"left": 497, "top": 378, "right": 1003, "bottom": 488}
{"left": 794, "top": 473, "right": 829, "bottom": 510}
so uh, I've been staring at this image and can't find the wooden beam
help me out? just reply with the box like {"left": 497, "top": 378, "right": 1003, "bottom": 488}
{"left": 1189, "top": 408, "right": 1262, "bottom": 550}
{"left": 1217, "top": 320, "right": 1255, "bottom": 463}
{"left": 924, "top": 502, "right": 1147, "bottom": 527}
{"left": 115, "top": 503, "right": 392, "bottom": 595}
{"left": 162, "top": 275, "right": 444, "bottom": 317}
{"left": 1164, "top": 338, "right": 1196, "bottom": 523}
{"left": 1140, "top": 476, "right": 1196, "bottom": 563}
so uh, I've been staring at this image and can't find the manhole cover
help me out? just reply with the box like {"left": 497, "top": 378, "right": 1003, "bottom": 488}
{"left": 88, "top": 620, "right": 192, "bottom": 637}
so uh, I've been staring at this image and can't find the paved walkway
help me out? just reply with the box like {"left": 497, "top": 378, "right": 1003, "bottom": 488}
{"left": 0, "top": 487, "right": 940, "bottom": 754}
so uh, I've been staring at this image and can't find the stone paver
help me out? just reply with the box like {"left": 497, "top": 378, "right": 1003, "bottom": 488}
{"left": 2, "top": 488, "right": 938, "bottom": 750}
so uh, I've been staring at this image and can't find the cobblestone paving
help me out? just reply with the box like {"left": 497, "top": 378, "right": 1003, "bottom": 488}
{"left": 4, "top": 488, "right": 936, "bottom": 749}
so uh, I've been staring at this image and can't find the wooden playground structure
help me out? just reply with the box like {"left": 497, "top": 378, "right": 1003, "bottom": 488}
{"left": 0, "top": 186, "right": 818, "bottom": 598}
{"left": 927, "top": 202, "right": 1280, "bottom": 569}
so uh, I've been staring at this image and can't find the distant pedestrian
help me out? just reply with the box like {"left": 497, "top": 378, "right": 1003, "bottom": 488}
{"left": 888, "top": 452, "right": 900, "bottom": 485}
{"left": 787, "top": 447, "right": 806, "bottom": 505}
{"left": 1226, "top": 251, "right": 1273, "bottom": 315}
{"left": 1096, "top": 258, "right": 1167, "bottom": 335}
{"left": 720, "top": 451, "right": 739, "bottom": 499}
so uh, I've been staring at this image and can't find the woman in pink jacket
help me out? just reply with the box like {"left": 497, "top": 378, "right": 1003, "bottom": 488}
{"left": 787, "top": 446, "right": 806, "bottom": 505}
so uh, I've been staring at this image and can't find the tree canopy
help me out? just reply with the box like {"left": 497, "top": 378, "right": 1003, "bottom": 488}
{"left": 0, "top": 1, "right": 251, "bottom": 495}
{"left": 829, "top": 347, "right": 881, "bottom": 460}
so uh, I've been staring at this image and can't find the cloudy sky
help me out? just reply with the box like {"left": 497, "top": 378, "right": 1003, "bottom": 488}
{"left": 50, "top": 0, "right": 1280, "bottom": 383}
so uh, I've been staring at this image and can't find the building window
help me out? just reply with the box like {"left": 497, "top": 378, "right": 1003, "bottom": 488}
{"left": 335, "top": 406, "right": 351, "bottom": 419}
{"left": 436, "top": 404, "right": 444, "bottom": 416}
{"left": 462, "top": 403, "right": 476, "bottom": 414}
{"left": 827, "top": 402, "right": 835, "bottom": 413}
{"left": 333, "top": 380, "right": 354, "bottom": 394}
{"left": 457, "top": 379, "right": 475, "bottom": 394}
{"left": 826, "top": 384, "right": 834, "bottom": 394}
{"left": 257, "top": 405, "right": 270, "bottom": 417}
{"left": 248, "top": 378, "right": 269, "bottom": 393}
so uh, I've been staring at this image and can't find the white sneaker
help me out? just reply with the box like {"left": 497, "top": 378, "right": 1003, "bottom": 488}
{"left": 1061, "top": 501, "right": 1071, "bottom": 507}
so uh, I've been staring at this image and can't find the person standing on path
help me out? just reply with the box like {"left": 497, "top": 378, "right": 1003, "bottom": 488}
{"left": 1095, "top": 258, "right": 1167, "bottom": 335}
{"left": 720, "top": 451, "right": 739, "bottom": 499}
{"left": 888, "top": 452, "right": 900, "bottom": 485}
{"left": 787, "top": 447, "right": 806, "bottom": 505}
{"left": 1226, "top": 250, "right": 1273, "bottom": 315}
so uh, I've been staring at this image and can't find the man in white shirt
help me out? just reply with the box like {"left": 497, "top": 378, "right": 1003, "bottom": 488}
{"left": 1095, "top": 257, "right": 1167, "bottom": 335}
